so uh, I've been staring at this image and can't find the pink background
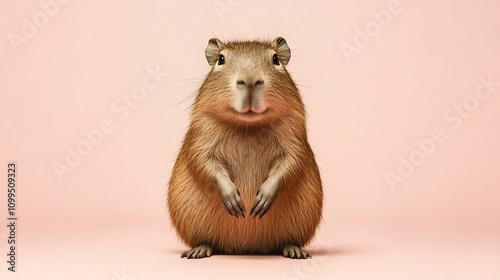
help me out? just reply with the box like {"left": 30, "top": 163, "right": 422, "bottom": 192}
{"left": 1, "top": 0, "right": 500, "bottom": 279}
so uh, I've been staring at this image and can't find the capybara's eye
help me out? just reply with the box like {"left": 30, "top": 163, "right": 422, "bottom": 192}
{"left": 272, "top": 53, "right": 280, "bottom": 66}
{"left": 218, "top": 54, "right": 225, "bottom": 65}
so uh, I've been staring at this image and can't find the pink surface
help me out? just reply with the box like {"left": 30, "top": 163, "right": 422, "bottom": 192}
{"left": 1, "top": 0, "right": 500, "bottom": 279}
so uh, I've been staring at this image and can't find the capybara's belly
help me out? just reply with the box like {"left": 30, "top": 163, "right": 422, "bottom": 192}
{"left": 169, "top": 170, "right": 321, "bottom": 254}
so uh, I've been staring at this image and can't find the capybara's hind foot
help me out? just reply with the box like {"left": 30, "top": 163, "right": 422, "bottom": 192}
{"left": 283, "top": 245, "right": 311, "bottom": 259}
{"left": 181, "top": 245, "right": 213, "bottom": 259}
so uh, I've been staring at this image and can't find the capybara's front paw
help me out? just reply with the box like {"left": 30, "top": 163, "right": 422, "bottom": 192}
{"left": 219, "top": 187, "right": 246, "bottom": 218}
{"left": 250, "top": 183, "right": 278, "bottom": 219}
{"left": 181, "top": 245, "right": 213, "bottom": 259}
{"left": 283, "top": 245, "right": 311, "bottom": 259}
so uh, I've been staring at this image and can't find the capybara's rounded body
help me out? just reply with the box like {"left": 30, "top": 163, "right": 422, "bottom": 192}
{"left": 167, "top": 38, "right": 323, "bottom": 258}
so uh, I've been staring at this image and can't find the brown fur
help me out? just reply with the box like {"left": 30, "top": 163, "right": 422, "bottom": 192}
{"left": 167, "top": 38, "right": 323, "bottom": 256}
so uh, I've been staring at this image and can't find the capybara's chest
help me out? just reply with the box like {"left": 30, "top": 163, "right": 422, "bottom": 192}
{"left": 214, "top": 128, "right": 281, "bottom": 192}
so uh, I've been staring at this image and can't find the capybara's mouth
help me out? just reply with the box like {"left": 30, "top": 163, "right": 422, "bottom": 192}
{"left": 231, "top": 108, "right": 268, "bottom": 122}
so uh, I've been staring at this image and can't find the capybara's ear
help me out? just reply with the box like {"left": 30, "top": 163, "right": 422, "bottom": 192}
{"left": 271, "top": 37, "right": 291, "bottom": 65}
{"left": 205, "top": 38, "right": 225, "bottom": 65}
